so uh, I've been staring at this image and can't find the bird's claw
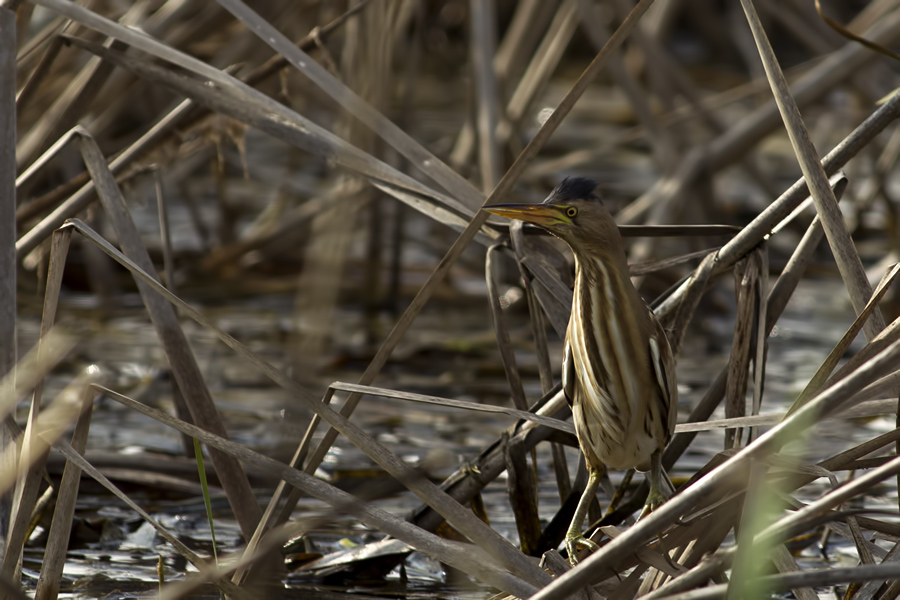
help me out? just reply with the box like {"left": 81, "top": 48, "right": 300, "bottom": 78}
{"left": 565, "top": 533, "right": 600, "bottom": 565}
{"left": 638, "top": 486, "right": 669, "bottom": 521}
{"left": 648, "top": 487, "right": 668, "bottom": 510}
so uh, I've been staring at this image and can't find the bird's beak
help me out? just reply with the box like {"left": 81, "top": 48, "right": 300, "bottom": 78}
{"left": 483, "top": 203, "right": 565, "bottom": 226}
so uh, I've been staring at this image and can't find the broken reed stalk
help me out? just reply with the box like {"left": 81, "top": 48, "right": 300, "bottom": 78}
{"left": 739, "top": 0, "right": 886, "bottom": 341}
{"left": 62, "top": 217, "right": 552, "bottom": 589}
{"left": 77, "top": 129, "right": 263, "bottom": 540}
{"left": 97, "top": 384, "right": 540, "bottom": 598}
{"left": 0, "top": 5, "right": 18, "bottom": 568}
{"left": 2, "top": 225, "right": 72, "bottom": 579}
{"left": 33, "top": 383, "right": 94, "bottom": 600}
{"left": 8, "top": 0, "right": 900, "bottom": 597}
{"left": 291, "top": 0, "right": 658, "bottom": 502}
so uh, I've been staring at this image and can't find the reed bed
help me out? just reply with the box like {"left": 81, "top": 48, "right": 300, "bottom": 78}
{"left": 4, "top": 0, "right": 900, "bottom": 598}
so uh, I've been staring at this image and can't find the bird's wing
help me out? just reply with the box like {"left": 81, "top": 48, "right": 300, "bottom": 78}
{"left": 648, "top": 316, "right": 678, "bottom": 437}
{"left": 562, "top": 340, "right": 575, "bottom": 407}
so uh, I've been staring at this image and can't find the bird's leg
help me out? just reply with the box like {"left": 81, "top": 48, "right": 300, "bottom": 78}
{"left": 639, "top": 450, "right": 671, "bottom": 520}
{"left": 565, "top": 469, "right": 601, "bottom": 564}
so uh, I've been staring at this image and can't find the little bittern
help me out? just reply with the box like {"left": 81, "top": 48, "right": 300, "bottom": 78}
{"left": 485, "top": 177, "right": 676, "bottom": 562}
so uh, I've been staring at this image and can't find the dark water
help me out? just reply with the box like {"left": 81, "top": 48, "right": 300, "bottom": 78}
{"left": 15, "top": 270, "right": 892, "bottom": 598}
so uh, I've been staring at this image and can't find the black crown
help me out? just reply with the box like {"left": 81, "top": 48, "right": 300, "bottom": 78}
{"left": 545, "top": 177, "right": 599, "bottom": 204}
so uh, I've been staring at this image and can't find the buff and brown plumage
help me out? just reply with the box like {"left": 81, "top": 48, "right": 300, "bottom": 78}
{"left": 485, "top": 177, "right": 676, "bottom": 562}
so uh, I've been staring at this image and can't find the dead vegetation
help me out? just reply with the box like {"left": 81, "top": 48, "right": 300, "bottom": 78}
{"left": 4, "top": 0, "right": 900, "bottom": 598}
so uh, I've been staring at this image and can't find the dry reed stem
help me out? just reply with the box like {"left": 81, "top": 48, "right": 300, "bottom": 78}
{"left": 649, "top": 563, "right": 900, "bottom": 600}
{"left": 0, "top": 330, "right": 75, "bottom": 429}
{"left": 14, "top": 31, "right": 63, "bottom": 111}
{"left": 451, "top": 0, "right": 564, "bottom": 169}
{"left": 762, "top": 451, "right": 900, "bottom": 548}
{"left": 790, "top": 262, "right": 900, "bottom": 414}
{"left": 14, "top": 2, "right": 373, "bottom": 232}
{"left": 33, "top": 385, "right": 94, "bottom": 600}
{"left": 470, "top": 0, "right": 502, "bottom": 191}
{"left": 410, "top": 387, "right": 568, "bottom": 537}
{"left": 532, "top": 312, "right": 900, "bottom": 597}
{"left": 77, "top": 129, "right": 263, "bottom": 539}
{"left": 510, "top": 226, "right": 573, "bottom": 336}
{"left": 597, "top": 206, "right": 826, "bottom": 563}
{"left": 822, "top": 307, "right": 900, "bottom": 404}
{"left": 232, "top": 389, "right": 337, "bottom": 585}
{"left": 655, "top": 81, "right": 900, "bottom": 320}
{"left": 7, "top": 0, "right": 900, "bottom": 596}
{"left": 98, "top": 384, "right": 540, "bottom": 598}
{"left": 739, "top": 0, "right": 886, "bottom": 341}
{"left": 162, "top": 519, "right": 343, "bottom": 600}
{"left": 153, "top": 167, "right": 175, "bottom": 293}
{"left": 62, "top": 219, "right": 552, "bottom": 589}
{"left": 54, "top": 36, "right": 480, "bottom": 232}
{"left": 334, "top": 381, "right": 574, "bottom": 434}
{"left": 579, "top": 0, "right": 677, "bottom": 175}
{"left": 487, "top": 245, "right": 529, "bottom": 411}
{"left": 619, "top": 6, "right": 900, "bottom": 227}
{"left": 723, "top": 251, "right": 762, "bottom": 449}
{"left": 293, "top": 376, "right": 900, "bottom": 437}
{"left": 408, "top": 189, "right": 830, "bottom": 552}
{"left": 40, "top": 415, "right": 247, "bottom": 598}
{"left": 506, "top": 431, "right": 542, "bottom": 556}
{"left": 0, "top": 367, "right": 97, "bottom": 500}
{"left": 16, "top": 99, "right": 195, "bottom": 256}
{"left": 15, "top": 11, "right": 129, "bottom": 170}
{"left": 16, "top": 5, "right": 483, "bottom": 251}
{"left": 297, "top": 0, "right": 657, "bottom": 528}
{"left": 2, "top": 227, "right": 71, "bottom": 578}
{"left": 498, "top": 0, "right": 579, "bottom": 150}
{"left": 292, "top": 0, "right": 405, "bottom": 370}
{"left": 218, "top": 0, "right": 486, "bottom": 209}
{"left": 0, "top": 7, "right": 17, "bottom": 559}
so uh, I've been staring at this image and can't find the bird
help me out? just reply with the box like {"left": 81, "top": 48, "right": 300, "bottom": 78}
{"left": 484, "top": 177, "right": 677, "bottom": 563}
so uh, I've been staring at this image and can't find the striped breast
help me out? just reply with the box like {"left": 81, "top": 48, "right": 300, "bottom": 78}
{"left": 562, "top": 255, "right": 674, "bottom": 472}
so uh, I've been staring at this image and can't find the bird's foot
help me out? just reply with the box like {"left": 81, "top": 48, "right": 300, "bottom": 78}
{"left": 565, "top": 533, "right": 600, "bottom": 565}
{"left": 637, "top": 484, "right": 670, "bottom": 521}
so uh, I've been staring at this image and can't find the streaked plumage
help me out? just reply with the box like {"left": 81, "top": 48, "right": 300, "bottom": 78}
{"left": 485, "top": 177, "right": 676, "bottom": 563}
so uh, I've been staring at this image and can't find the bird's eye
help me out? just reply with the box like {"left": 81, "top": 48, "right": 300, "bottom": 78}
{"left": 566, "top": 207, "right": 578, "bottom": 218}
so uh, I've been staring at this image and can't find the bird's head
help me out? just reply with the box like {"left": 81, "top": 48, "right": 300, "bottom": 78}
{"left": 484, "top": 177, "right": 620, "bottom": 258}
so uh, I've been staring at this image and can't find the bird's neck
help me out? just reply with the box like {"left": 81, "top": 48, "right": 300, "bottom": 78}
{"left": 571, "top": 250, "right": 649, "bottom": 333}
{"left": 572, "top": 248, "right": 634, "bottom": 296}
{"left": 568, "top": 250, "right": 651, "bottom": 416}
